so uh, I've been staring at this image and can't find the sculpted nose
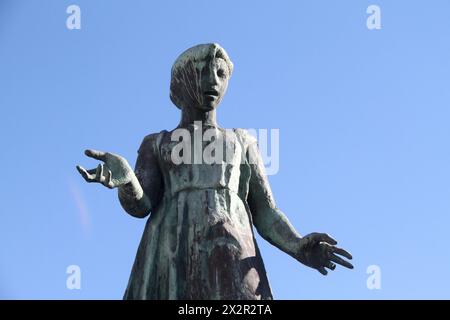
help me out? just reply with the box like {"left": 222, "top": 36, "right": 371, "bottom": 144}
{"left": 202, "top": 64, "right": 219, "bottom": 87}
{"left": 207, "top": 68, "right": 219, "bottom": 86}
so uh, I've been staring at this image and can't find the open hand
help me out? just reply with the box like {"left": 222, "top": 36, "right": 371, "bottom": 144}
{"left": 76, "top": 149, "right": 134, "bottom": 189}
{"left": 296, "top": 232, "right": 353, "bottom": 275}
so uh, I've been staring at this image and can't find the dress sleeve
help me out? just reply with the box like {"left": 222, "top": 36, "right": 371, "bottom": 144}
{"left": 134, "top": 133, "right": 164, "bottom": 210}
{"left": 244, "top": 133, "right": 278, "bottom": 213}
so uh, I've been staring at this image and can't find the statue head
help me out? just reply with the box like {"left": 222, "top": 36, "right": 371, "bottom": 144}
{"left": 170, "top": 43, "right": 233, "bottom": 112}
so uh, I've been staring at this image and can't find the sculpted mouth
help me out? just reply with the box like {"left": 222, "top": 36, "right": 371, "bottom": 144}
{"left": 203, "top": 89, "right": 219, "bottom": 97}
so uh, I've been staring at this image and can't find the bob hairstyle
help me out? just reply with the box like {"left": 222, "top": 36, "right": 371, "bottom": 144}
{"left": 170, "top": 43, "right": 233, "bottom": 109}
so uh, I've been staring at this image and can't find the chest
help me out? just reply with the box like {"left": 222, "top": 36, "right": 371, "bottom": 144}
{"left": 159, "top": 128, "right": 244, "bottom": 167}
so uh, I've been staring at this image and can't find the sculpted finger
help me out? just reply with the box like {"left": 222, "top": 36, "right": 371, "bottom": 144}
{"left": 76, "top": 165, "right": 95, "bottom": 182}
{"left": 317, "top": 267, "right": 328, "bottom": 275}
{"left": 85, "top": 149, "right": 107, "bottom": 162}
{"left": 333, "top": 247, "right": 353, "bottom": 260}
{"left": 314, "top": 233, "right": 337, "bottom": 245}
{"left": 95, "top": 164, "right": 104, "bottom": 182}
{"left": 104, "top": 169, "right": 114, "bottom": 189}
{"left": 325, "top": 261, "right": 336, "bottom": 271}
{"left": 330, "top": 253, "right": 354, "bottom": 269}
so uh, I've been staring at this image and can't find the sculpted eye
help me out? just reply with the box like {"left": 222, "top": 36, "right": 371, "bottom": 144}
{"left": 217, "top": 69, "right": 227, "bottom": 78}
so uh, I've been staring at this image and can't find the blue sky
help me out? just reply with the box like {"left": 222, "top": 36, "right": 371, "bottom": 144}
{"left": 1, "top": 0, "right": 449, "bottom": 299}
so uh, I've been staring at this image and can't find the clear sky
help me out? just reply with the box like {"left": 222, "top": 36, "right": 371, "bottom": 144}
{"left": 1, "top": 0, "right": 449, "bottom": 299}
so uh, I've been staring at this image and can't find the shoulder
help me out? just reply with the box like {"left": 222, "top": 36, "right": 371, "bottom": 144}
{"left": 231, "top": 128, "right": 263, "bottom": 166}
{"left": 231, "top": 128, "right": 258, "bottom": 147}
{"left": 138, "top": 130, "right": 168, "bottom": 154}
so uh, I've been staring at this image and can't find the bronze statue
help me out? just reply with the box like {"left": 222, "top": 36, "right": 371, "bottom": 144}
{"left": 76, "top": 43, "right": 353, "bottom": 300}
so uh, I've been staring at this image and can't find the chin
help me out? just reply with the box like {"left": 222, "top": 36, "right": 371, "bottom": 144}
{"left": 197, "top": 103, "right": 217, "bottom": 111}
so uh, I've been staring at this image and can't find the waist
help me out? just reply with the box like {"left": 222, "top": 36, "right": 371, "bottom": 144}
{"left": 166, "top": 185, "right": 239, "bottom": 199}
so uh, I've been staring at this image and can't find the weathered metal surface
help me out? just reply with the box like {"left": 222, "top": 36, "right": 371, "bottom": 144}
{"left": 76, "top": 43, "right": 353, "bottom": 300}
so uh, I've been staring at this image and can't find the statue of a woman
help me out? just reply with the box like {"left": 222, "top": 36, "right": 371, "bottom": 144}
{"left": 76, "top": 43, "right": 353, "bottom": 300}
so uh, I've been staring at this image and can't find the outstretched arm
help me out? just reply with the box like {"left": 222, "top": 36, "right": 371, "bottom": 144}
{"left": 247, "top": 141, "right": 353, "bottom": 275}
{"left": 118, "top": 135, "right": 162, "bottom": 218}
{"left": 76, "top": 135, "right": 162, "bottom": 218}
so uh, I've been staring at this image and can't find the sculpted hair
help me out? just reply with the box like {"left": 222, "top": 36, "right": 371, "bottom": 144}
{"left": 170, "top": 43, "right": 233, "bottom": 109}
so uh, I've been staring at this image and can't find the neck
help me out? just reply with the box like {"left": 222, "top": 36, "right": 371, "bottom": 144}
{"left": 179, "top": 107, "right": 218, "bottom": 128}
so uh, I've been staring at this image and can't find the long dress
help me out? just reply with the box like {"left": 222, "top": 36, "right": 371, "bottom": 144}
{"left": 123, "top": 126, "right": 273, "bottom": 300}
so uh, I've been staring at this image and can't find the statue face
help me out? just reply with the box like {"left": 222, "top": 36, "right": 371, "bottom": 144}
{"left": 196, "top": 56, "right": 229, "bottom": 111}
{"left": 171, "top": 55, "right": 230, "bottom": 112}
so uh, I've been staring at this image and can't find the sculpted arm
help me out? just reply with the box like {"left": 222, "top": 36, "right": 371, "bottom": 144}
{"left": 247, "top": 139, "right": 353, "bottom": 275}
{"left": 76, "top": 134, "right": 163, "bottom": 218}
